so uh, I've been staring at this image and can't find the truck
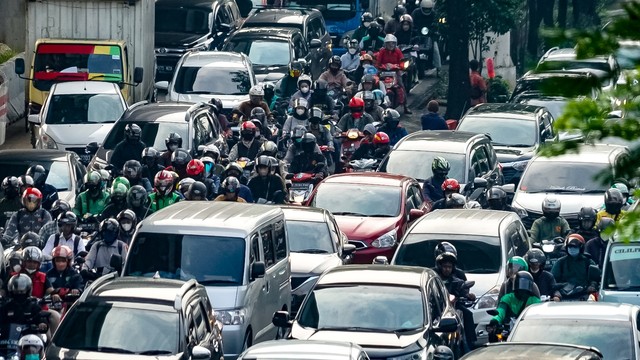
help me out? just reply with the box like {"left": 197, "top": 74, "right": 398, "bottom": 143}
{"left": 15, "top": 0, "right": 156, "bottom": 120}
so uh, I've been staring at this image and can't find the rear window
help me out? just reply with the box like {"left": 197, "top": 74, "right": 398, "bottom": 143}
{"left": 0, "top": 160, "right": 71, "bottom": 193}
{"left": 603, "top": 244, "right": 640, "bottom": 290}
{"left": 103, "top": 121, "right": 188, "bottom": 150}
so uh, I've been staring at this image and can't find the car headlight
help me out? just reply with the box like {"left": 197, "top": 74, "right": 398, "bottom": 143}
{"left": 509, "top": 160, "right": 529, "bottom": 172}
{"left": 41, "top": 133, "right": 58, "bottom": 149}
{"left": 216, "top": 308, "right": 246, "bottom": 325}
{"left": 372, "top": 229, "right": 397, "bottom": 248}
{"left": 388, "top": 348, "right": 427, "bottom": 360}
{"left": 511, "top": 204, "right": 528, "bottom": 219}
{"left": 474, "top": 285, "right": 500, "bottom": 309}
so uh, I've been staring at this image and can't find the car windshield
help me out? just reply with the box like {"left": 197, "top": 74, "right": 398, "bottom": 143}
{"left": 125, "top": 233, "right": 246, "bottom": 285}
{"left": 603, "top": 244, "right": 640, "bottom": 290}
{"left": 513, "top": 76, "right": 598, "bottom": 98}
{"left": 45, "top": 94, "right": 124, "bottom": 125}
{"left": 516, "top": 98, "right": 567, "bottom": 121}
{"left": 380, "top": 151, "right": 465, "bottom": 183}
{"left": 510, "top": 319, "right": 633, "bottom": 359}
{"left": 224, "top": 40, "right": 291, "bottom": 66}
{"left": 458, "top": 116, "right": 537, "bottom": 147}
{"left": 0, "top": 160, "right": 71, "bottom": 193}
{"left": 286, "top": 220, "right": 335, "bottom": 253}
{"left": 156, "top": 7, "right": 211, "bottom": 35}
{"left": 54, "top": 302, "right": 179, "bottom": 354}
{"left": 311, "top": 183, "right": 401, "bottom": 217}
{"left": 174, "top": 66, "right": 251, "bottom": 95}
{"left": 298, "top": 285, "right": 424, "bottom": 331}
{"left": 102, "top": 121, "right": 189, "bottom": 150}
{"left": 617, "top": 45, "right": 640, "bottom": 70}
{"left": 519, "top": 161, "right": 609, "bottom": 193}
{"left": 394, "top": 236, "right": 502, "bottom": 273}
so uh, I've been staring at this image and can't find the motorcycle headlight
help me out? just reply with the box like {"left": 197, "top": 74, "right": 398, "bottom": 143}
{"left": 402, "top": 60, "right": 410, "bottom": 70}
{"left": 389, "top": 348, "right": 427, "bottom": 360}
{"left": 41, "top": 133, "right": 58, "bottom": 149}
{"left": 475, "top": 285, "right": 500, "bottom": 309}
{"left": 215, "top": 308, "right": 246, "bottom": 325}
{"left": 372, "top": 229, "right": 397, "bottom": 248}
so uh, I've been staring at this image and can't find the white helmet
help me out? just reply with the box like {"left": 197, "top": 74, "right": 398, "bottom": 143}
{"left": 421, "top": 0, "right": 434, "bottom": 14}
{"left": 249, "top": 85, "right": 264, "bottom": 96}
{"left": 384, "top": 34, "right": 397, "bottom": 43}
{"left": 542, "top": 196, "right": 561, "bottom": 213}
{"left": 19, "top": 334, "right": 44, "bottom": 357}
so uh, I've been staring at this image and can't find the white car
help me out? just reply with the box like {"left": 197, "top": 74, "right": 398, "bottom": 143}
{"left": 32, "top": 81, "right": 127, "bottom": 164}
{"left": 157, "top": 51, "right": 256, "bottom": 113}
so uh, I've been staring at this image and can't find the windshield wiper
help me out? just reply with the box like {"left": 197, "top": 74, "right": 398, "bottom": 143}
{"left": 466, "top": 268, "right": 497, "bottom": 274}
{"left": 295, "top": 249, "right": 330, "bottom": 254}
{"left": 138, "top": 350, "right": 174, "bottom": 355}
{"left": 613, "top": 285, "right": 640, "bottom": 291}
{"left": 331, "top": 211, "right": 368, "bottom": 216}
{"left": 526, "top": 188, "right": 585, "bottom": 194}
{"left": 198, "top": 279, "right": 238, "bottom": 285}
{"left": 75, "top": 346, "right": 135, "bottom": 354}
{"left": 88, "top": 74, "right": 122, "bottom": 81}
{"left": 184, "top": 90, "right": 224, "bottom": 95}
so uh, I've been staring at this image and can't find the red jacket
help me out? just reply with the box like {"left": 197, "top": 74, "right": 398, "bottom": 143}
{"left": 375, "top": 48, "right": 403, "bottom": 69}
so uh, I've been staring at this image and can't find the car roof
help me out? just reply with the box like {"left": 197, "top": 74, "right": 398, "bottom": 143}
{"left": 318, "top": 265, "right": 431, "bottom": 287}
{"left": 280, "top": 206, "right": 328, "bottom": 222}
{"left": 244, "top": 8, "right": 315, "bottom": 25}
{"left": 0, "top": 149, "right": 70, "bottom": 162}
{"left": 122, "top": 102, "right": 194, "bottom": 123}
{"left": 543, "top": 47, "right": 609, "bottom": 61}
{"left": 138, "top": 201, "right": 283, "bottom": 237}
{"left": 93, "top": 277, "right": 197, "bottom": 304}
{"left": 241, "top": 340, "right": 362, "bottom": 360}
{"left": 394, "top": 130, "right": 487, "bottom": 153}
{"left": 231, "top": 27, "right": 302, "bottom": 39}
{"left": 182, "top": 51, "right": 249, "bottom": 67}
{"left": 520, "top": 302, "right": 637, "bottom": 322}
{"left": 406, "top": 209, "right": 513, "bottom": 237}
{"left": 52, "top": 81, "right": 120, "bottom": 95}
{"left": 465, "top": 103, "right": 544, "bottom": 120}
{"left": 521, "top": 70, "right": 597, "bottom": 80}
{"left": 321, "top": 172, "right": 411, "bottom": 187}
{"left": 462, "top": 342, "right": 603, "bottom": 359}
{"left": 529, "top": 144, "right": 626, "bottom": 164}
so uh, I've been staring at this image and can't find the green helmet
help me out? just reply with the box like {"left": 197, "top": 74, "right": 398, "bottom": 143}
{"left": 507, "top": 256, "right": 528, "bottom": 277}
{"left": 110, "top": 183, "right": 129, "bottom": 201}
{"left": 432, "top": 156, "right": 451, "bottom": 173}
{"left": 612, "top": 182, "right": 629, "bottom": 197}
{"left": 112, "top": 176, "right": 131, "bottom": 192}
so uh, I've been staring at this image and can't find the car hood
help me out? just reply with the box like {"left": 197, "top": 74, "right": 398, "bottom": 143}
{"left": 292, "top": 323, "right": 424, "bottom": 348}
{"left": 513, "top": 191, "right": 604, "bottom": 214}
{"left": 48, "top": 347, "right": 183, "bottom": 359}
{"left": 290, "top": 253, "right": 342, "bottom": 275}
{"left": 173, "top": 93, "right": 248, "bottom": 110}
{"left": 155, "top": 32, "right": 207, "bottom": 48}
{"left": 205, "top": 286, "right": 239, "bottom": 310}
{"left": 334, "top": 216, "right": 400, "bottom": 240}
{"left": 466, "top": 272, "right": 503, "bottom": 298}
{"left": 44, "top": 123, "right": 114, "bottom": 148}
{"left": 494, "top": 146, "right": 535, "bottom": 163}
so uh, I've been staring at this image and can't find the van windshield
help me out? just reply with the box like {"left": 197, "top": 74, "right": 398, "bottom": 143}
{"left": 125, "top": 233, "right": 246, "bottom": 285}
{"left": 603, "top": 244, "right": 640, "bottom": 290}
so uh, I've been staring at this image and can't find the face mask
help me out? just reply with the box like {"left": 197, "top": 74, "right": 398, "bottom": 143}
{"left": 348, "top": 48, "right": 357, "bottom": 55}
{"left": 300, "top": 86, "right": 309, "bottom": 93}
{"left": 25, "top": 354, "right": 41, "bottom": 360}
{"left": 530, "top": 265, "right": 540, "bottom": 274}
{"left": 26, "top": 268, "right": 36, "bottom": 274}
{"left": 363, "top": 22, "right": 371, "bottom": 28}
{"left": 581, "top": 220, "right": 594, "bottom": 230}
{"left": 242, "top": 133, "right": 254, "bottom": 141}
{"left": 103, "top": 231, "right": 117, "bottom": 245}
{"left": 121, "top": 223, "right": 133, "bottom": 232}
{"left": 12, "top": 264, "right": 21, "bottom": 273}
{"left": 567, "top": 247, "right": 580, "bottom": 257}
{"left": 296, "top": 108, "right": 306, "bottom": 116}
{"left": 330, "top": 68, "right": 339, "bottom": 74}
{"left": 168, "top": 144, "right": 178, "bottom": 152}
{"left": 258, "top": 168, "right": 269, "bottom": 177}
{"left": 544, "top": 212, "right": 559, "bottom": 220}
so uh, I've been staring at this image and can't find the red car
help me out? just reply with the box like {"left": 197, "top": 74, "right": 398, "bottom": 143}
{"left": 305, "top": 173, "right": 430, "bottom": 264}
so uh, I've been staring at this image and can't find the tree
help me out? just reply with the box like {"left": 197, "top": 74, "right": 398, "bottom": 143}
{"left": 469, "top": 0, "right": 522, "bottom": 68}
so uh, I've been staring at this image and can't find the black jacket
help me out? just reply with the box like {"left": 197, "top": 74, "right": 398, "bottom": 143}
{"left": 46, "top": 267, "right": 83, "bottom": 292}
{"left": 531, "top": 270, "right": 559, "bottom": 298}
{"left": 248, "top": 175, "right": 286, "bottom": 203}
{"left": 110, "top": 139, "right": 147, "bottom": 172}
{"left": 38, "top": 183, "right": 59, "bottom": 211}
{"left": 0, "top": 297, "right": 46, "bottom": 329}
{"left": 289, "top": 150, "right": 327, "bottom": 175}
{"left": 585, "top": 237, "right": 607, "bottom": 269}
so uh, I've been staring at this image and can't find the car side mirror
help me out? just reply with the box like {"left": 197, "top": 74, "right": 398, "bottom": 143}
{"left": 372, "top": 256, "right": 389, "bottom": 265}
{"left": 251, "top": 261, "right": 266, "bottom": 280}
{"left": 85, "top": 141, "right": 99, "bottom": 154}
{"left": 432, "top": 316, "right": 458, "bottom": 333}
{"left": 14, "top": 58, "right": 25, "bottom": 75}
{"left": 110, "top": 254, "right": 123, "bottom": 274}
{"left": 133, "top": 67, "right": 144, "bottom": 84}
{"left": 342, "top": 243, "right": 356, "bottom": 257}
{"left": 28, "top": 114, "right": 40, "bottom": 124}
{"left": 409, "top": 208, "right": 425, "bottom": 221}
{"left": 473, "top": 177, "right": 488, "bottom": 189}
{"left": 192, "top": 345, "right": 212, "bottom": 360}
{"left": 155, "top": 81, "right": 169, "bottom": 91}
{"left": 502, "top": 183, "right": 515, "bottom": 193}
{"left": 272, "top": 310, "right": 292, "bottom": 328}
{"left": 310, "top": 39, "right": 322, "bottom": 48}
{"left": 532, "top": 242, "right": 542, "bottom": 249}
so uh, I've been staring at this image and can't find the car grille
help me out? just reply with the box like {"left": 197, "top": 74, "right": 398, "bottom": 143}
{"left": 291, "top": 276, "right": 311, "bottom": 290}
{"left": 501, "top": 166, "right": 519, "bottom": 184}
{"left": 349, "top": 240, "right": 368, "bottom": 249}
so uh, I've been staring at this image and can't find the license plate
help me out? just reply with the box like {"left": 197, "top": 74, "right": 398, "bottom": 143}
{"left": 291, "top": 183, "right": 310, "bottom": 190}
{"left": 158, "top": 66, "right": 173, "bottom": 72}
{"left": 79, "top": 154, "right": 91, "bottom": 163}
{"left": 380, "top": 71, "right": 395, "bottom": 77}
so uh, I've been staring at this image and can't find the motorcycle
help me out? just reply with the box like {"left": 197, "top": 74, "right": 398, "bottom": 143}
{"left": 319, "top": 145, "right": 335, "bottom": 174}
{"left": 412, "top": 27, "right": 442, "bottom": 78}
{"left": 399, "top": 45, "right": 419, "bottom": 90}
{"left": 346, "top": 158, "right": 379, "bottom": 172}
{"left": 0, "top": 299, "right": 51, "bottom": 359}
{"left": 537, "top": 237, "right": 565, "bottom": 271}
{"left": 286, "top": 172, "right": 316, "bottom": 205}
{"left": 336, "top": 129, "right": 364, "bottom": 165}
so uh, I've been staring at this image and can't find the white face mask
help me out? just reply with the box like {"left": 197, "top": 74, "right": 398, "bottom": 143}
{"left": 121, "top": 223, "right": 133, "bottom": 232}
{"left": 363, "top": 22, "right": 371, "bottom": 28}
{"left": 26, "top": 268, "right": 36, "bottom": 274}
{"left": 12, "top": 264, "right": 21, "bottom": 273}
{"left": 169, "top": 144, "right": 178, "bottom": 152}
{"left": 348, "top": 48, "right": 357, "bottom": 55}
{"left": 296, "top": 108, "right": 306, "bottom": 116}
{"left": 300, "top": 86, "right": 309, "bottom": 93}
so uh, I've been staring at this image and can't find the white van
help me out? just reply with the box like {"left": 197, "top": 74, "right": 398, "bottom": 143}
{"left": 599, "top": 238, "right": 640, "bottom": 305}
{"left": 122, "top": 201, "right": 291, "bottom": 359}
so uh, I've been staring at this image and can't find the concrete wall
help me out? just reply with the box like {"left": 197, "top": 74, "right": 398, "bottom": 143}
{"left": 0, "top": 0, "right": 26, "bottom": 51}
{"left": 0, "top": 53, "right": 27, "bottom": 146}
{"left": 470, "top": 31, "right": 517, "bottom": 90}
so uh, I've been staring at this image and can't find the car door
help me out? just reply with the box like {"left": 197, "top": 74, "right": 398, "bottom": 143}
{"left": 426, "top": 278, "right": 448, "bottom": 353}
{"left": 257, "top": 223, "right": 278, "bottom": 342}
{"left": 195, "top": 299, "right": 219, "bottom": 356}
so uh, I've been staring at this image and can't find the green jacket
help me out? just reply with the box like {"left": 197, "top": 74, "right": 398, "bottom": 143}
{"left": 73, "top": 191, "right": 110, "bottom": 218}
{"left": 551, "top": 254, "right": 596, "bottom": 288}
{"left": 491, "top": 292, "right": 541, "bottom": 325}
{"left": 148, "top": 192, "right": 181, "bottom": 213}
{"left": 530, "top": 216, "right": 570, "bottom": 243}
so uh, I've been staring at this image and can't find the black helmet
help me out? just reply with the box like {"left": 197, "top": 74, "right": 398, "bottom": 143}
{"left": 262, "top": 83, "right": 275, "bottom": 99}
{"left": 57, "top": 211, "right": 78, "bottom": 228}
{"left": 259, "top": 141, "right": 278, "bottom": 157}
{"left": 165, "top": 132, "right": 183, "bottom": 149}
{"left": 127, "top": 185, "right": 148, "bottom": 208}
{"left": 361, "top": 74, "right": 375, "bottom": 85}
{"left": 26, "top": 165, "right": 47, "bottom": 187}
{"left": 84, "top": 171, "right": 104, "bottom": 197}
{"left": 367, "top": 22, "right": 381, "bottom": 38}
{"left": 302, "top": 133, "right": 317, "bottom": 153}
{"left": 525, "top": 248, "right": 546, "bottom": 270}
{"left": 604, "top": 188, "right": 624, "bottom": 215}
{"left": 171, "top": 148, "right": 192, "bottom": 168}
{"left": 434, "top": 241, "right": 458, "bottom": 259}
{"left": 329, "top": 55, "right": 342, "bottom": 68}
{"left": 142, "top": 147, "right": 160, "bottom": 165}
{"left": 18, "top": 174, "right": 34, "bottom": 191}
{"left": 123, "top": 160, "right": 143, "bottom": 180}
{"left": 251, "top": 107, "right": 267, "bottom": 124}
{"left": 20, "top": 232, "right": 42, "bottom": 249}
{"left": 256, "top": 155, "right": 271, "bottom": 169}
{"left": 50, "top": 199, "right": 71, "bottom": 219}
{"left": 99, "top": 218, "right": 120, "bottom": 244}
{"left": 221, "top": 176, "right": 241, "bottom": 195}
{"left": 309, "top": 107, "right": 323, "bottom": 123}
{"left": 7, "top": 273, "right": 32, "bottom": 297}
{"left": 598, "top": 217, "right": 616, "bottom": 237}
{"left": 514, "top": 271, "right": 535, "bottom": 294}
{"left": 2, "top": 176, "right": 20, "bottom": 198}
{"left": 435, "top": 252, "right": 457, "bottom": 272}
{"left": 209, "top": 98, "right": 224, "bottom": 115}
{"left": 433, "top": 345, "right": 454, "bottom": 360}
{"left": 117, "top": 209, "right": 137, "bottom": 233}
{"left": 292, "top": 125, "right": 307, "bottom": 143}
{"left": 23, "top": 246, "right": 43, "bottom": 264}
{"left": 383, "top": 108, "right": 401, "bottom": 124}
{"left": 125, "top": 123, "right": 142, "bottom": 142}
{"left": 578, "top": 206, "right": 597, "bottom": 221}
{"left": 186, "top": 181, "right": 207, "bottom": 201}
{"left": 487, "top": 186, "right": 507, "bottom": 210}
{"left": 393, "top": 4, "right": 407, "bottom": 18}
{"left": 361, "top": 12, "right": 374, "bottom": 24}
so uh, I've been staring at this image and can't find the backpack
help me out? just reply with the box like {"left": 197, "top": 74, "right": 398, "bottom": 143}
{"left": 53, "top": 233, "right": 81, "bottom": 257}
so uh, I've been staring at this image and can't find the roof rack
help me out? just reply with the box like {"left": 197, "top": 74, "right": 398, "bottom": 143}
{"left": 78, "top": 272, "right": 119, "bottom": 303}
{"left": 174, "top": 279, "right": 198, "bottom": 310}
{"left": 540, "top": 46, "right": 560, "bottom": 60}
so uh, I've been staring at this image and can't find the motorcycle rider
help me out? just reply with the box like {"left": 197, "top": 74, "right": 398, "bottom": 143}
{"left": 319, "top": 56, "right": 350, "bottom": 91}
{"left": 525, "top": 249, "right": 561, "bottom": 301}
{"left": 378, "top": 108, "right": 408, "bottom": 146}
{"left": 126, "top": 185, "right": 153, "bottom": 221}
{"left": 362, "top": 91, "right": 384, "bottom": 123}
{"left": 116, "top": 209, "right": 137, "bottom": 245}
{"left": 283, "top": 99, "right": 310, "bottom": 138}
{"left": 229, "top": 121, "right": 264, "bottom": 162}
{"left": 396, "top": 14, "right": 414, "bottom": 46}
{"left": 498, "top": 256, "right": 541, "bottom": 299}
{"left": 307, "top": 80, "right": 335, "bottom": 116}
{"left": 3, "top": 188, "right": 52, "bottom": 246}
{"left": 166, "top": 148, "right": 192, "bottom": 179}
{"left": 18, "top": 333, "right": 46, "bottom": 360}
{"left": 529, "top": 197, "right": 570, "bottom": 244}
{"left": 238, "top": 85, "right": 272, "bottom": 120}
{"left": 434, "top": 241, "right": 467, "bottom": 280}
{"left": 47, "top": 245, "right": 82, "bottom": 302}
{"left": 141, "top": 147, "right": 164, "bottom": 184}
{"left": 423, "top": 156, "right": 450, "bottom": 203}
{"left": 352, "top": 12, "right": 374, "bottom": 42}
{"left": 26, "top": 165, "right": 58, "bottom": 211}
{"left": 201, "top": 144, "right": 224, "bottom": 175}
{"left": 160, "top": 132, "right": 183, "bottom": 167}
{"left": 18, "top": 175, "right": 34, "bottom": 195}
{"left": 551, "top": 234, "right": 598, "bottom": 296}
{"left": 38, "top": 199, "right": 71, "bottom": 246}
{"left": 432, "top": 179, "right": 461, "bottom": 210}
{"left": 279, "top": 60, "right": 305, "bottom": 99}
{"left": 486, "top": 186, "right": 513, "bottom": 211}
{"left": 308, "top": 107, "right": 335, "bottom": 163}
{"left": 289, "top": 75, "right": 314, "bottom": 108}
{"left": 612, "top": 182, "right": 634, "bottom": 209}
{"left": 109, "top": 123, "right": 146, "bottom": 172}
{"left": 185, "top": 181, "right": 208, "bottom": 201}
{"left": 411, "top": 0, "right": 437, "bottom": 36}
{"left": 338, "top": 97, "right": 374, "bottom": 132}
{"left": 488, "top": 271, "right": 541, "bottom": 337}
{"left": 350, "top": 123, "right": 376, "bottom": 161}
{"left": 83, "top": 218, "right": 127, "bottom": 275}
{"left": 42, "top": 211, "right": 85, "bottom": 258}
{"left": 248, "top": 156, "right": 286, "bottom": 204}
{"left": 200, "top": 156, "right": 222, "bottom": 191}
{"left": 123, "top": 159, "right": 152, "bottom": 193}
{"left": 0, "top": 176, "right": 23, "bottom": 228}
{"left": 385, "top": 4, "right": 407, "bottom": 34}
{"left": 186, "top": 159, "right": 217, "bottom": 200}
{"left": 214, "top": 177, "right": 246, "bottom": 202}
{"left": 1, "top": 274, "right": 50, "bottom": 336}
{"left": 376, "top": 34, "right": 412, "bottom": 114}
{"left": 341, "top": 40, "right": 361, "bottom": 77}
{"left": 285, "top": 133, "right": 327, "bottom": 180}
{"left": 585, "top": 217, "right": 615, "bottom": 269}
{"left": 99, "top": 182, "right": 129, "bottom": 220}
{"left": 421, "top": 100, "right": 448, "bottom": 130}
{"left": 596, "top": 188, "right": 626, "bottom": 223}
{"left": 73, "top": 171, "right": 109, "bottom": 220}
{"left": 19, "top": 247, "right": 54, "bottom": 302}
{"left": 572, "top": 206, "right": 599, "bottom": 240}
{"left": 149, "top": 170, "right": 182, "bottom": 212}
{"left": 221, "top": 163, "right": 254, "bottom": 202}
{"left": 445, "top": 193, "right": 467, "bottom": 209}
{"left": 360, "top": 22, "right": 385, "bottom": 54}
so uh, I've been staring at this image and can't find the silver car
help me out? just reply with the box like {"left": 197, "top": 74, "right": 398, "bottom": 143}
{"left": 238, "top": 340, "right": 369, "bottom": 360}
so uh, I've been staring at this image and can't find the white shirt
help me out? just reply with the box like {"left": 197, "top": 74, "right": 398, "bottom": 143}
{"left": 43, "top": 233, "right": 86, "bottom": 257}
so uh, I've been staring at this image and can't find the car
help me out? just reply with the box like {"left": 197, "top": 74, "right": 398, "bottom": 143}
{"left": 378, "top": 130, "right": 503, "bottom": 191}
{"left": 391, "top": 209, "right": 530, "bottom": 346}
{"left": 599, "top": 237, "right": 640, "bottom": 305}
{"left": 616, "top": 40, "right": 640, "bottom": 85}
{"left": 457, "top": 103, "right": 556, "bottom": 185}
{"left": 460, "top": 342, "right": 603, "bottom": 360}
{"left": 509, "top": 70, "right": 600, "bottom": 120}
{"left": 0, "top": 150, "right": 86, "bottom": 206}
{"left": 222, "top": 27, "right": 316, "bottom": 84}
{"left": 154, "top": 0, "right": 243, "bottom": 81}
{"left": 158, "top": 51, "right": 256, "bottom": 115}
{"left": 536, "top": 47, "right": 620, "bottom": 92}
{"left": 122, "top": 201, "right": 291, "bottom": 359}
{"left": 47, "top": 274, "right": 224, "bottom": 359}
{"left": 280, "top": 206, "right": 356, "bottom": 314}
{"left": 87, "top": 101, "right": 227, "bottom": 170}
{"left": 306, "top": 173, "right": 429, "bottom": 264}
{"left": 273, "top": 265, "right": 463, "bottom": 359}
{"left": 31, "top": 81, "right": 127, "bottom": 164}
{"left": 508, "top": 302, "right": 640, "bottom": 360}
{"left": 508, "top": 144, "right": 628, "bottom": 229}
{"left": 240, "top": 8, "right": 332, "bottom": 79}
{"left": 238, "top": 340, "right": 369, "bottom": 360}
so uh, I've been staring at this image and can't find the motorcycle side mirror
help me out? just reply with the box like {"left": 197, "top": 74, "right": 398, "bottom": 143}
{"left": 473, "top": 177, "right": 488, "bottom": 189}
{"left": 532, "top": 242, "right": 542, "bottom": 249}
{"left": 342, "top": 243, "right": 356, "bottom": 257}
{"left": 372, "top": 256, "right": 389, "bottom": 265}
{"left": 110, "top": 254, "right": 123, "bottom": 274}
{"left": 85, "top": 141, "right": 99, "bottom": 154}
{"left": 75, "top": 256, "right": 86, "bottom": 265}
{"left": 421, "top": 27, "right": 429, "bottom": 35}
{"left": 486, "top": 309, "right": 499, "bottom": 316}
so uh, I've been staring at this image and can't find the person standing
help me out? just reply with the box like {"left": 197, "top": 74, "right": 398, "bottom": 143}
{"left": 469, "top": 60, "right": 487, "bottom": 106}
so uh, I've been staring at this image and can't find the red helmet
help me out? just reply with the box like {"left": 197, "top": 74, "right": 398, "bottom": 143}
{"left": 241, "top": 121, "right": 257, "bottom": 132}
{"left": 349, "top": 97, "right": 364, "bottom": 119}
{"left": 186, "top": 159, "right": 205, "bottom": 177}
{"left": 566, "top": 233, "right": 585, "bottom": 250}
{"left": 441, "top": 179, "right": 461, "bottom": 192}
{"left": 22, "top": 187, "right": 43, "bottom": 211}
{"left": 154, "top": 170, "right": 175, "bottom": 196}
{"left": 373, "top": 132, "right": 390, "bottom": 145}
{"left": 52, "top": 245, "right": 73, "bottom": 261}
